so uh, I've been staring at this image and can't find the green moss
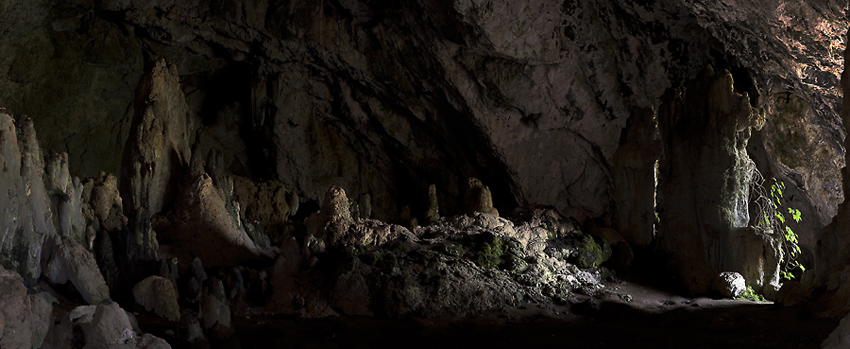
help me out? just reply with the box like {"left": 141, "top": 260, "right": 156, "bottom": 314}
{"left": 443, "top": 243, "right": 467, "bottom": 258}
{"left": 575, "top": 234, "right": 611, "bottom": 269}
{"left": 475, "top": 235, "right": 506, "bottom": 269}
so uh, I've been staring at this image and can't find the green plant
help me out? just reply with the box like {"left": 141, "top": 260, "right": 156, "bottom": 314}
{"left": 475, "top": 236, "right": 506, "bottom": 269}
{"left": 751, "top": 172, "right": 805, "bottom": 282}
{"left": 736, "top": 285, "right": 766, "bottom": 303}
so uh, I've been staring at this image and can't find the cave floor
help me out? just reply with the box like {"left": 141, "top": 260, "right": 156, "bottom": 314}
{"left": 130, "top": 276, "right": 838, "bottom": 348}
{"left": 213, "top": 280, "right": 838, "bottom": 349}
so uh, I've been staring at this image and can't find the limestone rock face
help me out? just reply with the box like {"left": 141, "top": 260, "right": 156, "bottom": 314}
{"left": 0, "top": 113, "right": 56, "bottom": 285}
{"left": 273, "top": 208, "right": 616, "bottom": 318}
{"left": 0, "top": 0, "right": 834, "bottom": 226}
{"left": 232, "top": 176, "right": 297, "bottom": 240}
{"left": 803, "top": 28, "right": 850, "bottom": 316}
{"left": 154, "top": 173, "right": 275, "bottom": 267}
{"left": 0, "top": 0, "right": 848, "bottom": 320}
{"left": 200, "top": 278, "right": 232, "bottom": 331}
{"left": 83, "top": 173, "right": 129, "bottom": 233}
{"left": 121, "top": 57, "right": 193, "bottom": 263}
{"left": 612, "top": 107, "right": 660, "bottom": 247}
{"left": 311, "top": 186, "right": 416, "bottom": 248}
{"left": 656, "top": 67, "right": 764, "bottom": 293}
{"left": 464, "top": 178, "right": 499, "bottom": 217}
{"left": 122, "top": 57, "right": 192, "bottom": 218}
{"left": 46, "top": 237, "right": 111, "bottom": 305}
{"left": 0, "top": 1, "right": 845, "bottom": 259}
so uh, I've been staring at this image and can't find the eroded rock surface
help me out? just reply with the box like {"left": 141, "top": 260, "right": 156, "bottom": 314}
{"left": 656, "top": 67, "right": 765, "bottom": 293}
{"left": 45, "top": 237, "right": 111, "bottom": 305}
{"left": 133, "top": 276, "right": 181, "bottom": 322}
{"left": 273, "top": 197, "right": 619, "bottom": 318}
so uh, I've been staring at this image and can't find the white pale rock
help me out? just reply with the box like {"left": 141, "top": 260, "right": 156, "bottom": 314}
{"left": 716, "top": 271, "right": 747, "bottom": 298}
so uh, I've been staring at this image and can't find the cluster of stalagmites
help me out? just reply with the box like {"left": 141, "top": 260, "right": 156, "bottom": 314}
{"left": 0, "top": 105, "right": 637, "bottom": 347}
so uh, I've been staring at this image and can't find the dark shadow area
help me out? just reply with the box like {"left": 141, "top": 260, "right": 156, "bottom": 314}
{"left": 221, "top": 302, "right": 836, "bottom": 349}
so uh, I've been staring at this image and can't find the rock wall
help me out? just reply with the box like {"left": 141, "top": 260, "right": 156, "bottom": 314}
{"left": 0, "top": 0, "right": 847, "bottom": 317}
{"left": 655, "top": 67, "right": 766, "bottom": 293}
{"left": 1, "top": 0, "right": 844, "bottom": 230}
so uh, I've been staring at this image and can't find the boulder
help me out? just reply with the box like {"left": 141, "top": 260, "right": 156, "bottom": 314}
{"left": 715, "top": 271, "right": 747, "bottom": 298}
{"left": 45, "top": 237, "right": 110, "bottom": 305}
{"left": 133, "top": 276, "right": 181, "bottom": 322}
{"left": 200, "top": 278, "right": 231, "bottom": 330}
{"left": 823, "top": 311, "right": 850, "bottom": 349}
{"left": 30, "top": 292, "right": 55, "bottom": 349}
{"left": 0, "top": 266, "right": 33, "bottom": 349}
{"left": 46, "top": 302, "right": 172, "bottom": 349}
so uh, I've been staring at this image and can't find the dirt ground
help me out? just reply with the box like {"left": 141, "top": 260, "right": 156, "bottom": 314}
{"left": 225, "top": 279, "right": 839, "bottom": 349}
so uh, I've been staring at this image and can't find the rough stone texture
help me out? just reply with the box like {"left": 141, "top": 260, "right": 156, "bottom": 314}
{"left": 200, "top": 278, "right": 231, "bottom": 330}
{"left": 45, "top": 302, "right": 172, "bottom": 349}
{"left": 46, "top": 152, "right": 88, "bottom": 246}
{"left": 232, "top": 175, "right": 296, "bottom": 237}
{"left": 133, "top": 276, "right": 181, "bottom": 322}
{"left": 121, "top": 57, "right": 192, "bottom": 263}
{"left": 656, "top": 67, "right": 764, "bottom": 293}
{"left": 823, "top": 311, "right": 850, "bottom": 349}
{"left": 0, "top": 266, "right": 33, "bottom": 349}
{"left": 45, "top": 237, "right": 111, "bottom": 305}
{"left": 0, "top": 113, "right": 55, "bottom": 285}
{"left": 30, "top": 292, "right": 54, "bottom": 349}
{"left": 310, "top": 186, "right": 417, "bottom": 248}
{"left": 612, "top": 107, "right": 660, "bottom": 247}
{"left": 154, "top": 173, "right": 274, "bottom": 267}
{"left": 726, "top": 227, "right": 783, "bottom": 296}
{"left": 464, "top": 178, "right": 499, "bottom": 217}
{"left": 716, "top": 271, "right": 747, "bottom": 298}
{"left": 802, "top": 28, "right": 850, "bottom": 317}
{"left": 0, "top": 3, "right": 143, "bottom": 177}
{"left": 0, "top": 0, "right": 835, "bottom": 227}
{"left": 83, "top": 173, "right": 129, "bottom": 233}
{"left": 0, "top": 0, "right": 847, "bottom": 318}
{"left": 273, "top": 208, "right": 617, "bottom": 318}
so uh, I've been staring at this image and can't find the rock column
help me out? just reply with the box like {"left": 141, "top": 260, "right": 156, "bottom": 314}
{"left": 656, "top": 67, "right": 763, "bottom": 293}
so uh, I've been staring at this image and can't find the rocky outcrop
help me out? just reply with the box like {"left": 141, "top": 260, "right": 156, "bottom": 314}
{"left": 153, "top": 172, "right": 275, "bottom": 267}
{"left": 273, "top": 204, "right": 620, "bottom": 318}
{"left": 464, "top": 178, "right": 499, "bottom": 217}
{"left": 133, "top": 276, "right": 181, "bottom": 322}
{"left": 232, "top": 175, "right": 298, "bottom": 242}
{"left": 44, "top": 302, "right": 172, "bottom": 349}
{"left": 796, "top": 28, "right": 850, "bottom": 317}
{"left": 0, "top": 2, "right": 849, "bottom": 343}
{"left": 2, "top": 0, "right": 837, "bottom": 227}
{"left": 0, "top": 113, "right": 55, "bottom": 285}
{"left": 45, "top": 237, "right": 111, "bottom": 305}
{"left": 120, "top": 57, "right": 193, "bottom": 263}
{"left": 656, "top": 67, "right": 765, "bottom": 293}
{"left": 612, "top": 107, "right": 660, "bottom": 248}
{"left": 0, "top": 266, "right": 53, "bottom": 349}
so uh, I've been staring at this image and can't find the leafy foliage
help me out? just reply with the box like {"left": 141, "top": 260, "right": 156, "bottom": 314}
{"left": 751, "top": 171, "right": 805, "bottom": 282}
{"left": 736, "top": 285, "right": 767, "bottom": 303}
